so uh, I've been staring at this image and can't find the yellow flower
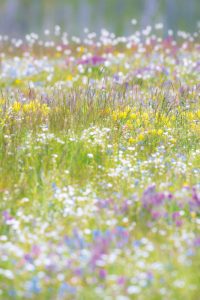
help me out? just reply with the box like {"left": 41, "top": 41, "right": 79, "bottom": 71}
{"left": 130, "top": 113, "right": 137, "bottom": 120}
{"left": 41, "top": 103, "right": 50, "bottom": 116}
{"left": 157, "top": 129, "right": 163, "bottom": 136}
{"left": 77, "top": 46, "right": 85, "bottom": 53}
{"left": 23, "top": 101, "right": 37, "bottom": 113}
{"left": 128, "top": 137, "right": 136, "bottom": 143}
{"left": 196, "top": 110, "right": 200, "bottom": 119}
{"left": 142, "top": 112, "right": 149, "bottom": 120}
{"left": 55, "top": 52, "right": 61, "bottom": 58}
{"left": 112, "top": 111, "right": 118, "bottom": 121}
{"left": 126, "top": 120, "right": 134, "bottom": 129}
{"left": 118, "top": 111, "right": 127, "bottom": 119}
{"left": 191, "top": 211, "right": 196, "bottom": 218}
{"left": 23, "top": 100, "right": 50, "bottom": 116}
{"left": 67, "top": 74, "right": 73, "bottom": 81}
{"left": 12, "top": 101, "right": 21, "bottom": 113}
{"left": 187, "top": 112, "right": 194, "bottom": 121}
{"left": 151, "top": 129, "right": 157, "bottom": 135}
{"left": 138, "top": 133, "right": 145, "bottom": 141}
{"left": 15, "top": 79, "right": 21, "bottom": 85}
{"left": 136, "top": 118, "right": 141, "bottom": 126}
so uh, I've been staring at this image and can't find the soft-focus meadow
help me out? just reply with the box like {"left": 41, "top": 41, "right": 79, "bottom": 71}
{"left": 0, "top": 24, "right": 200, "bottom": 299}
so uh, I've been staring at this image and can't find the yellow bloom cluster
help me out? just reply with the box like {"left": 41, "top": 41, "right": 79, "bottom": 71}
{"left": 155, "top": 113, "right": 171, "bottom": 126}
{"left": 112, "top": 106, "right": 131, "bottom": 121}
{"left": 128, "top": 128, "right": 164, "bottom": 144}
{"left": 12, "top": 100, "right": 50, "bottom": 116}
{"left": 112, "top": 111, "right": 127, "bottom": 121}
{"left": 12, "top": 101, "right": 21, "bottom": 112}
{"left": 113, "top": 107, "right": 150, "bottom": 119}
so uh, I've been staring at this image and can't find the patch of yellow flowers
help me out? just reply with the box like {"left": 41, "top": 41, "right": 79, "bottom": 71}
{"left": 112, "top": 107, "right": 150, "bottom": 126}
{"left": 12, "top": 100, "right": 50, "bottom": 116}
{"left": 112, "top": 106, "right": 200, "bottom": 134}
{"left": 128, "top": 129, "right": 164, "bottom": 144}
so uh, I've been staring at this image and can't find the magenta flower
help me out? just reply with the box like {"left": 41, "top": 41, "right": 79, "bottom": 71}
{"left": 99, "top": 269, "right": 107, "bottom": 279}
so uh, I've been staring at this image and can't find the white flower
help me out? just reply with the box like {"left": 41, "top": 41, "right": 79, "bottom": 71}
{"left": 127, "top": 285, "right": 141, "bottom": 294}
{"left": 131, "top": 19, "right": 137, "bottom": 25}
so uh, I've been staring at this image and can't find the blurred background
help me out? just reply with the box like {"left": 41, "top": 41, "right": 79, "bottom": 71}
{"left": 0, "top": 0, "right": 199, "bottom": 36}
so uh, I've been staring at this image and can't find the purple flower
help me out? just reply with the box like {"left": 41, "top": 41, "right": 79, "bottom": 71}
{"left": 30, "top": 245, "right": 41, "bottom": 258}
{"left": 2, "top": 211, "right": 13, "bottom": 222}
{"left": 77, "top": 55, "right": 105, "bottom": 66}
{"left": 151, "top": 210, "right": 162, "bottom": 220}
{"left": 99, "top": 269, "right": 107, "bottom": 279}
{"left": 194, "top": 237, "right": 200, "bottom": 247}
{"left": 142, "top": 186, "right": 166, "bottom": 210}
{"left": 172, "top": 211, "right": 180, "bottom": 220}
{"left": 117, "top": 276, "right": 126, "bottom": 285}
{"left": 175, "top": 219, "right": 183, "bottom": 227}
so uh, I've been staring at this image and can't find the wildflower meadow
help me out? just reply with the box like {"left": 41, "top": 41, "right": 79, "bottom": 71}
{"left": 0, "top": 24, "right": 200, "bottom": 299}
